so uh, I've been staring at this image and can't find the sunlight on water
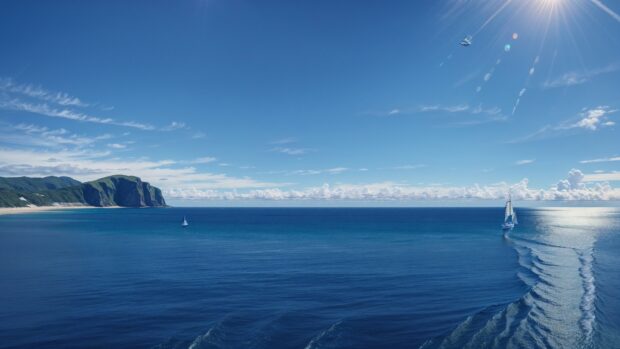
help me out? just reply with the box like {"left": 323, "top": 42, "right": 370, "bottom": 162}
{"left": 422, "top": 207, "right": 619, "bottom": 349}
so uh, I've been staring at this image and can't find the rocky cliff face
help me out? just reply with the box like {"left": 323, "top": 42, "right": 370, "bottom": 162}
{"left": 82, "top": 175, "right": 166, "bottom": 207}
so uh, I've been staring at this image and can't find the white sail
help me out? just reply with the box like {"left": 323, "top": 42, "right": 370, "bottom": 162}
{"left": 512, "top": 209, "right": 518, "bottom": 224}
{"left": 182, "top": 216, "right": 188, "bottom": 227}
{"left": 504, "top": 199, "right": 512, "bottom": 222}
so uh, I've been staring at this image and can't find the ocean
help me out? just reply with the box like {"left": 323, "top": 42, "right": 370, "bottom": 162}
{"left": 0, "top": 207, "right": 619, "bottom": 348}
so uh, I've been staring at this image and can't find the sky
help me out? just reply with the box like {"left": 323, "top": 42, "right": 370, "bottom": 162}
{"left": 0, "top": 0, "right": 619, "bottom": 206}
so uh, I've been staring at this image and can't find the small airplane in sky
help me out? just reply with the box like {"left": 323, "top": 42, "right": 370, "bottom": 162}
{"left": 460, "top": 35, "right": 473, "bottom": 47}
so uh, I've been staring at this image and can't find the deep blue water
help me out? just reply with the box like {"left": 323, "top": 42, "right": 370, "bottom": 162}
{"left": 0, "top": 207, "right": 619, "bottom": 348}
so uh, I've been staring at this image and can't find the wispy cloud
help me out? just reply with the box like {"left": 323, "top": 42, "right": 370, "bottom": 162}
{"left": 584, "top": 171, "right": 620, "bottom": 182}
{"left": 0, "top": 122, "right": 113, "bottom": 149}
{"left": 0, "top": 78, "right": 191, "bottom": 132}
{"left": 161, "top": 121, "right": 186, "bottom": 131}
{"left": 268, "top": 138, "right": 313, "bottom": 156}
{"left": 261, "top": 167, "right": 353, "bottom": 176}
{"left": 191, "top": 157, "right": 217, "bottom": 164}
{"left": 0, "top": 99, "right": 156, "bottom": 130}
{"left": 107, "top": 143, "right": 126, "bottom": 149}
{"left": 271, "top": 147, "right": 312, "bottom": 156}
{"left": 376, "top": 103, "right": 507, "bottom": 126}
{"left": 515, "top": 159, "right": 535, "bottom": 165}
{"left": 509, "top": 106, "right": 616, "bottom": 142}
{"left": 419, "top": 104, "right": 470, "bottom": 113}
{"left": 191, "top": 131, "right": 206, "bottom": 139}
{"left": 390, "top": 164, "right": 427, "bottom": 170}
{"left": 0, "top": 77, "right": 88, "bottom": 107}
{"left": 542, "top": 63, "right": 619, "bottom": 89}
{"left": 580, "top": 156, "right": 620, "bottom": 164}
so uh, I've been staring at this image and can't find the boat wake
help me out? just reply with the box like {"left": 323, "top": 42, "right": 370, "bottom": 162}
{"left": 304, "top": 320, "right": 344, "bottom": 349}
{"left": 420, "top": 213, "right": 603, "bottom": 349}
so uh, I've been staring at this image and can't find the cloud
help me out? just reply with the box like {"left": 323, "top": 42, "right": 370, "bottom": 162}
{"left": 161, "top": 121, "right": 186, "bottom": 131}
{"left": 0, "top": 99, "right": 155, "bottom": 130}
{"left": 107, "top": 143, "right": 126, "bottom": 149}
{"left": 415, "top": 104, "right": 504, "bottom": 120}
{"left": 422, "top": 104, "right": 507, "bottom": 126}
{"left": 420, "top": 104, "right": 470, "bottom": 113}
{"left": 580, "top": 156, "right": 620, "bottom": 164}
{"left": 164, "top": 169, "right": 620, "bottom": 201}
{"left": 271, "top": 147, "right": 312, "bottom": 156}
{"left": 260, "top": 167, "right": 355, "bottom": 176}
{"left": 373, "top": 104, "right": 506, "bottom": 125}
{"left": 280, "top": 167, "right": 350, "bottom": 176}
{"left": 583, "top": 171, "right": 620, "bottom": 182}
{"left": 510, "top": 106, "right": 616, "bottom": 142}
{"left": 268, "top": 138, "right": 313, "bottom": 155}
{"left": 556, "top": 168, "right": 585, "bottom": 190}
{"left": 0, "top": 78, "right": 188, "bottom": 132}
{"left": 515, "top": 159, "right": 535, "bottom": 165}
{"left": 390, "top": 164, "right": 427, "bottom": 170}
{"left": 542, "top": 63, "right": 619, "bottom": 89}
{"left": 192, "top": 131, "right": 206, "bottom": 139}
{"left": 191, "top": 157, "right": 217, "bottom": 164}
{"left": 569, "top": 106, "right": 616, "bottom": 130}
{"left": 0, "top": 122, "right": 113, "bottom": 149}
{"left": 0, "top": 77, "right": 88, "bottom": 107}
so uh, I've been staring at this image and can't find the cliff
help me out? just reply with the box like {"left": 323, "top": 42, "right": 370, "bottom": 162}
{"left": 82, "top": 175, "right": 166, "bottom": 207}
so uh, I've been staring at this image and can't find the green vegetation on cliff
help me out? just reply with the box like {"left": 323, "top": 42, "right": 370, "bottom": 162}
{"left": 0, "top": 175, "right": 166, "bottom": 208}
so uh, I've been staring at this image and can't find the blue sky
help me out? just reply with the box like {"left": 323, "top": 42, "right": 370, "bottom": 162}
{"left": 0, "top": 0, "right": 619, "bottom": 205}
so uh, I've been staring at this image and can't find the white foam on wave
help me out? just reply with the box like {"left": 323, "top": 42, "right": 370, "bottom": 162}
{"left": 304, "top": 320, "right": 343, "bottom": 349}
{"left": 419, "top": 210, "right": 604, "bottom": 349}
{"left": 188, "top": 327, "right": 216, "bottom": 349}
{"left": 578, "top": 249, "right": 596, "bottom": 340}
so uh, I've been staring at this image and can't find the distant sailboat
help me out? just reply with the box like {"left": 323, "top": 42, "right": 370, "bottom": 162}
{"left": 502, "top": 195, "right": 517, "bottom": 231}
{"left": 182, "top": 216, "right": 189, "bottom": 228}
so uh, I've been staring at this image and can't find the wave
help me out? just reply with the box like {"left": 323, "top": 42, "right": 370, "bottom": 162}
{"left": 578, "top": 249, "right": 596, "bottom": 341}
{"left": 304, "top": 320, "right": 344, "bottom": 349}
{"left": 420, "top": 223, "right": 599, "bottom": 349}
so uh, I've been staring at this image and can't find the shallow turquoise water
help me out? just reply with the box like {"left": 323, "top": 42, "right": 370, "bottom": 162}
{"left": 0, "top": 207, "right": 618, "bottom": 348}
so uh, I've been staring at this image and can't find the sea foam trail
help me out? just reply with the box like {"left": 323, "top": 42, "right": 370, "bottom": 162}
{"left": 304, "top": 320, "right": 343, "bottom": 349}
{"left": 420, "top": 209, "right": 608, "bottom": 349}
{"left": 578, "top": 248, "right": 596, "bottom": 340}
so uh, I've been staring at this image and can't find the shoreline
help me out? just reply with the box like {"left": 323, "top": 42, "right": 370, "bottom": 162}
{"left": 0, "top": 205, "right": 121, "bottom": 216}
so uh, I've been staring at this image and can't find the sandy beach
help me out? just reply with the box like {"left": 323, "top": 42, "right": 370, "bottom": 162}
{"left": 0, "top": 205, "right": 109, "bottom": 216}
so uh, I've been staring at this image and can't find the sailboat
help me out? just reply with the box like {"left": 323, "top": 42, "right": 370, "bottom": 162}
{"left": 181, "top": 216, "right": 189, "bottom": 228}
{"left": 502, "top": 195, "right": 517, "bottom": 231}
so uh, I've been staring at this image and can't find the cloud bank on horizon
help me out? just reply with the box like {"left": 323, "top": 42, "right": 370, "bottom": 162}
{"left": 0, "top": 1, "right": 619, "bottom": 204}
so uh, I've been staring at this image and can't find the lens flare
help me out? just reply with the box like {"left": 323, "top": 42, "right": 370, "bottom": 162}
{"left": 512, "top": 33, "right": 519, "bottom": 40}
{"left": 504, "top": 44, "right": 511, "bottom": 52}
